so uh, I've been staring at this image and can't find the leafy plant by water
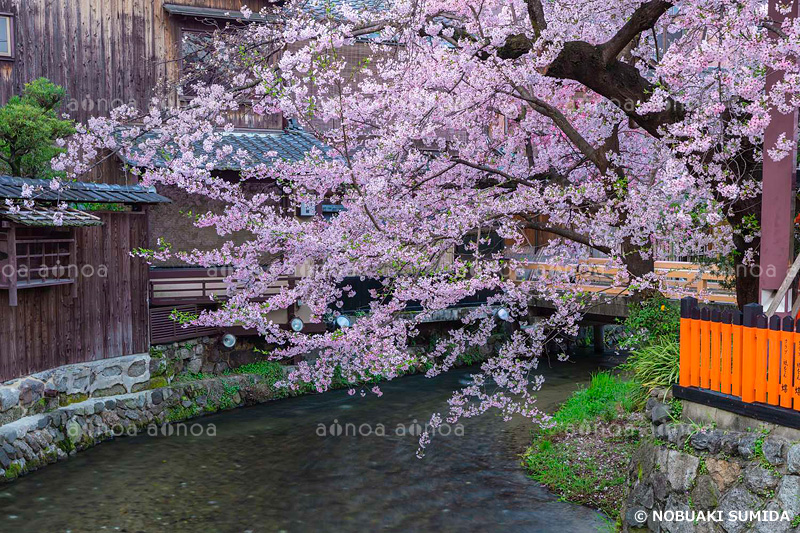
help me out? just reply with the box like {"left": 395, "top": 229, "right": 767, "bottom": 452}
{"left": 620, "top": 338, "right": 680, "bottom": 392}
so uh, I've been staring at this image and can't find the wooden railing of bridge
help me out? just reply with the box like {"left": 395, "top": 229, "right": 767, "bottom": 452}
{"left": 514, "top": 258, "right": 735, "bottom": 304}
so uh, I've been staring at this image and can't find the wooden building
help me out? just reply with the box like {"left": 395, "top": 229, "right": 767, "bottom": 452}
{"left": 0, "top": 0, "right": 344, "bottom": 363}
{"left": 0, "top": 176, "right": 170, "bottom": 381}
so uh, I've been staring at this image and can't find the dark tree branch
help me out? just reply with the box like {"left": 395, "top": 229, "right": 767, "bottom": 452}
{"left": 524, "top": 0, "right": 547, "bottom": 37}
{"left": 600, "top": 1, "right": 672, "bottom": 62}
{"left": 523, "top": 217, "right": 612, "bottom": 256}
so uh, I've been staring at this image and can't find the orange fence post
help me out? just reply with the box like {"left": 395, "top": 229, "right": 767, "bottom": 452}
{"left": 767, "top": 316, "right": 782, "bottom": 406}
{"left": 780, "top": 316, "right": 794, "bottom": 409}
{"left": 795, "top": 320, "right": 800, "bottom": 411}
{"left": 690, "top": 306, "right": 701, "bottom": 387}
{"left": 741, "top": 303, "right": 761, "bottom": 403}
{"left": 710, "top": 309, "right": 721, "bottom": 392}
{"left": 700, "top": 307, "right": 712, "bottom": 389}
{"left": 755, "top": 314, "right": 769, "bottom": 403}
{"left": 720, "top": 310, "right": 733, "bottom": 396}
{"left": 679, "top": 297, "right": 697, "bottom": 388}
{"left": 731, "top": 310, "right": 743, "bottom": 397}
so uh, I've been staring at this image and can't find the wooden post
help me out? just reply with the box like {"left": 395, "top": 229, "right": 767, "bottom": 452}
{"left": 690, "top": 306, "right": 701, "bottom": 387}
{"left": 700, "top": 307, "right": 711, "bottom": 388}
{"left": 7, "top": 224, "right": 16, "bottom": 307}
{"left": 710, "top": 308, "right": 721, "bottom": 392}
{"left": 767, "top": 315, "right": 782, "bottom": 405}
{"left": 780, "top": 315, "right": 794, "bottom": 408}
{"left": 679, "top": 297, "right": 697, "bottom": 387}
{"left": 593, "top": 325, "right": 604, "bottom": 354}
{"left": 742, "top": 303, "right": 763, "bottom": 403}
{"left": 756, "top": 313, "right": 769, "bottom": 403}
{"left": 731, "top": 310, "right": 743, "bottom": 397}
{"left": 760, "top": 0, "right": 800, "bottom": 313}
{"left": 720, "top": 309, "right": 733, "bottom": 395}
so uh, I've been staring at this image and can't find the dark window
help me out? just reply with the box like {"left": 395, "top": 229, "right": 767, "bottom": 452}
{"left": 0, "top": 14, "right": 13, "bottom": 59}
{"left": 180, "top": 29, "right": 221, "bottom": 96}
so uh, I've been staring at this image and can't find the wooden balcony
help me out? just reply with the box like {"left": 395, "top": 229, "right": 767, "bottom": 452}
{"left": 148, "top": 268, "right": 295, "bottom": 306}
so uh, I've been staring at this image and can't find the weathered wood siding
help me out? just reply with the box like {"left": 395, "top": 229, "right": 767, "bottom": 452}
{"left": 0, "top": 0, "right": 282, "bottom": 127}
{"left": 0, "top": 212, "right": 149, "bottom": 381}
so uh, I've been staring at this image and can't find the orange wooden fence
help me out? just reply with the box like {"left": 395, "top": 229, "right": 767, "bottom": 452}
{"left": 679, "top": 297, "right": 800, "bottom": 410}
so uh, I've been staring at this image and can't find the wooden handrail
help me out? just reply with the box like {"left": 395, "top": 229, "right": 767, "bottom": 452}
{"left": 517, "top": 259, "right": 735, "bottom": 304}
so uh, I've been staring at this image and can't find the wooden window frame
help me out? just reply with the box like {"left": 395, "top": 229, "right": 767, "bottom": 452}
{"left": 0, "top": 13, "right": 13, "bottom": 60}
{"left": 0, "top": 224, "right": 78, "bottom": 307}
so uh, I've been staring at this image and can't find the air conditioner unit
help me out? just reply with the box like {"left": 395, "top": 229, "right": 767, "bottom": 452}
{"left": 299, "top": 203, "right": 315, "bottom": 217}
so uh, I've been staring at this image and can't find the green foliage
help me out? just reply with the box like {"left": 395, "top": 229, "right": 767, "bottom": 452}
{"left": 4, "top": 462, "right": 23, "bottom": 480}
{"left": 175, "top": 371, "right": 213, "bottom": 382}
{"left": 620, "top": 296, "right": 680, "bottom": 349}
{"left": 167, "top": 402, "right": 199, "bottom": 422}
{"left": 226, "top": 360, "right": 289, "bottom": 398}
{"left": 73, "top": 202, "right": 129, "bottom": 212}
{"left": 0, "top": 78, "right": 75, "bottom": 177}
{"left": 620, "top": 338, "right": 680, "bottom": 392}
{"left": 211, "top": 381, "right": 241, "bottom": 411}
{"left": 548, "top": 372, "right": 642, "bottom": 430}
{"left": 227, "top": 360, "right": 285, "bottom": 381}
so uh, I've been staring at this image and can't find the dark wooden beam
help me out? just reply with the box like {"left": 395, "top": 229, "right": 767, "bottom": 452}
{"left": 673, "top": 385, "right": 800, "bottom": 430}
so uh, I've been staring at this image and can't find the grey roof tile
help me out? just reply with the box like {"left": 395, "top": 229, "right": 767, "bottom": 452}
{"left": 118, "top": 129, "right": 330, "bottom": 171}
{"left": 0, "top": 176, "right": 171, "bottom": 204}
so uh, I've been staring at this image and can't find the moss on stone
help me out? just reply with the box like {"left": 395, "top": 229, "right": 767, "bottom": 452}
{"left": 59, "top": 393, "right": 89, "bottom": 407}
{"left": 131, "top": 376, "right": 169, "bottom": 393}
{"left": 4, "top": 462, "right": 22, "bottom": 480}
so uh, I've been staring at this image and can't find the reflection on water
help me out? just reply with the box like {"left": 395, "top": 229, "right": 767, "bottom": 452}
{"left": 0, "top": 354, "right": 621, "bottom": 532}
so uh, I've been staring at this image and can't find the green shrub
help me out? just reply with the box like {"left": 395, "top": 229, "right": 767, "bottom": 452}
{"left": 620, "top": 296, "right": 680, "bottom": 349}
{"left": 621, "top": 338, "right": 680, "bottom": 392}
{"left": 229, "top": 360, "right": 286, "bottom": 380}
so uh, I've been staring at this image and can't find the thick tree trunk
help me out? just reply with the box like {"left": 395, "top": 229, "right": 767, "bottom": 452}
{"left": 734, "top": 254, "right": 760, "bottom": 309}
{"left": 622, "top": 238, "right": 657, "bottom": 302}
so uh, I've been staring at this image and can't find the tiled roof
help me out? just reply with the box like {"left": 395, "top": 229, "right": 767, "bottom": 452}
{"left": 0, "top": 176, "right": 171, "bottom": 204}
{"left": 163, "top": 0, "right": 389, "bottom": 22}
{"left": 119, "top": 129, "right": 331, "bottom": 171}
{"left": 0, "top": 206, "right": 103, "bottom": 227}
{"left": 299, "top": 0, "right": 391, "bottom": 19}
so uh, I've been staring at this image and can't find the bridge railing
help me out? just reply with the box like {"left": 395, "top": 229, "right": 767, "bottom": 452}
{"left": 513, "top": 258, "right": 734, "bottom": 304}
{"left": 677, "top": 297, "right": 800, "bottom": 423}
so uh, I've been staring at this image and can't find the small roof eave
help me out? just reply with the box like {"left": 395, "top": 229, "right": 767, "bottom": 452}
{"left": 162, "top": 3, "right": 277, "bottom": 22}
{"left": 0, "top": 176, "right": 172, "bottom": 205}
{"left": 0, "top": 206, "right": 103, "bottom": 227}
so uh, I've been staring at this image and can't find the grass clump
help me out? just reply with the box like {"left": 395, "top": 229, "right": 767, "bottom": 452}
{"left": 523, "top": 372, "right": 646, "bottom": 521}
{"left": 620, "top": 338, "right": 680, "bottom": 393}
{"left": 549, "top": 372, "right": 643, "bottom": 430}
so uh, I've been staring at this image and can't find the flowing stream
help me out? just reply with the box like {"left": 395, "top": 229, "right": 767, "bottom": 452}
{"left": 0, "top": 355, "right": 621, "bottom": 532}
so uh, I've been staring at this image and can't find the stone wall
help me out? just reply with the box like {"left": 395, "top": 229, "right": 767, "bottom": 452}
{"left": 0, "top": 354, "right": 152, "bottom": 426}
{"left": 150, "top": 336, "right": 267, "bottom": 377}
{"left": 623, "top": 392, "right": 800, "bottom": 533}
{"left": 0, "top": 373, "right": 283, "bottom": 483}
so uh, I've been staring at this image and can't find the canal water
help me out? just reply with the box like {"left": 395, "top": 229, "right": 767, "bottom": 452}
{"left": 0, "top": 355, "right": 620, "bottom": 532}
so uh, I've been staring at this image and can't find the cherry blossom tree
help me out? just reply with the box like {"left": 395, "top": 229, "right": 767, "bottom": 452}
{"left": 49, "top": 0, "right": 800, "bottom": 454}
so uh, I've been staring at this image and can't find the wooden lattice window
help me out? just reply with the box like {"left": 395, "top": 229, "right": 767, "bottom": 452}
{"left": 0, "top": 225, "right": 77, "bottom": 306}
